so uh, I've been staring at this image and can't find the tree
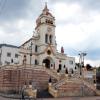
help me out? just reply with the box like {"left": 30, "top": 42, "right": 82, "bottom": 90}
{"left": 75, "top": 63, "right": 80, "bottom": 68}
{"left": 97, "top": 66, "right": 100, "bottom": 72}
{"left": 86, "top": 64, "right": 92, "bottom": 70}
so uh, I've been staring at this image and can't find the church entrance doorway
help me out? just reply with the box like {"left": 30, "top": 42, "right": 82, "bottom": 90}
{"left": 43, "top": 59, "right": 50, "bottom": 68}
{"left": 43, "top": 57, "right": 53, "bottom": 69}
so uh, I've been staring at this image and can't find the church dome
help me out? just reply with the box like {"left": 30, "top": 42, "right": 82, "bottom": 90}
{"left": 35, "top": 3, "right": 55, "bottom": 29}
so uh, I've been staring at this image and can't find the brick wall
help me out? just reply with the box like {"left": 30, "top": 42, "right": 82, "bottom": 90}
{"left": 0, "top": 67, "right": 51, "bottom": 93}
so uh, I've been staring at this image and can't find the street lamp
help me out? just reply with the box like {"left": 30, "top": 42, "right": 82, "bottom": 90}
{"left": 82, "top": 52, "right": 87, "bottom": 67}
{"left": 78, "top": 52, "right": 87, "bottom": 76}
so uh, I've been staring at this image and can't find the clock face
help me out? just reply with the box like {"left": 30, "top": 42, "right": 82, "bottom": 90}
{"left": 47, "top": 27, "right": 52, "bottom": 32}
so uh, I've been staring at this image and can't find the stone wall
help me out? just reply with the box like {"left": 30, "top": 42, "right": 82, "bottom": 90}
{"left": 0, "top": 67, "right": 51, "bottom": 93}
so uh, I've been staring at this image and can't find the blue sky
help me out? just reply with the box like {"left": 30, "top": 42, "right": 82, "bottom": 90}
{"left": 0, "top": 0, "right": 100, "bottom": 66}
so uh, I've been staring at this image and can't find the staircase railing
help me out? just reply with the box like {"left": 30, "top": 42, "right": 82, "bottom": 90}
{"left": 83, "top": 79, "right": 100, "bottom": 95}
{"left": 44, "top": 68, "right": 60, "bottom": 80}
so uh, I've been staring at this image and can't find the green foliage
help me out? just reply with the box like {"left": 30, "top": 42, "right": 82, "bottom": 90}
{"left": 97, "top": 67, "right": 100, "bottom": 72}
{"left": 86, "top": 64, "right": 92, "bottom": 70}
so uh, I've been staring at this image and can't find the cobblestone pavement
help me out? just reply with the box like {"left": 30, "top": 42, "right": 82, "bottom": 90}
{"left": 0, "top": 96, "right": 100, "bottom": 100}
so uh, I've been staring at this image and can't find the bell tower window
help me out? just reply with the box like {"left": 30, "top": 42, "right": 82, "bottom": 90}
{"left": 49, "top": 35, "right": 52, "bottom": 44}
{"left": 45, "top": 19, "right": 53, "bottom": 25}
{"left": 35, "top": 45, "right": 38, "bottom": 52}
{"left": 45, "top": 34, "right": 48, "bottom": 43}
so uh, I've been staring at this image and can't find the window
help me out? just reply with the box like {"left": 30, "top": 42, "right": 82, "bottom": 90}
{"left": 64, "top": 65, "right": 66, "bottom": 68}
{"left": 69, "top": 60, "right": 73, "bottom": 65}
{"left": 11, "top": 59, "right": 13, "bottom": 63}
{"left": 46, "top": 19, "right": 53, "bottom": 25}
{"left": 35, "top": 45, "right": 38, "bottom": 52}
{"left": 47, "top": 50, "right": 51, "bottom": 55}
{"left": 7, "top": 52, "right": 11, "bottom": 57}
{"left": 49, "top": 35, "right": 52, "bottom": 44}
{"left": 15, "top": 54, "right": 18, "bottom": 58}
{"left": 45, "top": 34, "right": 48, "bottom": 43}
{"left": 5, "top": 61, "right": 10, "bottom": 65}
{"left": 35, "top": 59, "right": 38, "bottom": 65}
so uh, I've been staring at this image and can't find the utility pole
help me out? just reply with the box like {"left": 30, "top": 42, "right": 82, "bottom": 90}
{"left": 78, "top": 52, "right": 87, "bottom": 75}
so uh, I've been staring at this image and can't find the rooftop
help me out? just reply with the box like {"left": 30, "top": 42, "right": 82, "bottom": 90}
{"left": 0, "top": 44, "right": 19, "bottom": 48}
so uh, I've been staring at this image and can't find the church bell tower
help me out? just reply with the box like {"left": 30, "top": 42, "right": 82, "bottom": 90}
{"left": 35, "top": 3, "right": 56, "bottom": 47}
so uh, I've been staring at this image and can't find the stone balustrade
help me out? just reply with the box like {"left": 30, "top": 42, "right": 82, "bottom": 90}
{"left": 48, "top": 83, "right": 58, "bottom": 98}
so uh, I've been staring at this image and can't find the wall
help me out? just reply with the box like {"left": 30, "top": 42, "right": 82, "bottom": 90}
{"left": 1, "top": 46, "right": 20, "bottom": 66}
{"left": 66, "top": 56, "right": 75, "bottom": 71}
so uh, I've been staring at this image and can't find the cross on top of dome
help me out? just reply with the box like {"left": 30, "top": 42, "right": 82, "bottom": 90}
{"left": 43, "top": 2, "right": 49, "bottom": 12}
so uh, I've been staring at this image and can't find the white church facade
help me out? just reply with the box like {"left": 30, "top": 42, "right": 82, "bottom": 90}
{"left": 19, "top": 4, "right": 75, "bottom": 71}
{"left": 0, "top": 4, "right": 75, "bottom": 72}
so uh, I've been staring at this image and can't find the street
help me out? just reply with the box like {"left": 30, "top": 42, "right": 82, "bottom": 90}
{"left": 0, "top": 96, "right": 100, "bottom": 100}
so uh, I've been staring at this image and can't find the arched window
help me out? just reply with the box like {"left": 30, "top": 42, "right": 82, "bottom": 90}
{"left": 49, "top": 35, "right": 52, "bottom": 44}
{"left": 64, "top": 65, "right": 66, "bottom": 68}
{"left": 45, "top": 34, "right": 48, "bottom": 43}
{"left": 11, "top": 59, "right": 13, "bottom": 63}
{"left": 35, "top": 45, "right": 38, "bottom": 52}
{"left": 35, "top": 59, "right": 38, "bottom": 65}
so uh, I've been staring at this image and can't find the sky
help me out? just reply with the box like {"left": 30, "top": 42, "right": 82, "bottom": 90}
{"left": 0, "top": 0, "right": 100, "bottom": 66}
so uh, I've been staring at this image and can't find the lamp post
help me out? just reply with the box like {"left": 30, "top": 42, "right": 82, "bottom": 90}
{"left": 82, "top": 52, "right": 87, "bottom": 67}
{"left": 79, "top": 52, "right": 87, "bottom": 76}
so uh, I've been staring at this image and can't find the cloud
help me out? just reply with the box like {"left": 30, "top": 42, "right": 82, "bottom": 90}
{"left": 0, "top": 0, "right": 41, "bottom": 45}
{"left": 53, "top": 2, "right": 100, "bottom": 47}
{"left": 0, "top": 0, "right": 100, "bottom": 66}
{"left": 50, "top": 1, "right": 100, "bottom": 66}
{"left": 50, "top": 0, "right": 100, "bottom": 11}
{"left": 0, "top": 0, "right": 43, "bottom": 21}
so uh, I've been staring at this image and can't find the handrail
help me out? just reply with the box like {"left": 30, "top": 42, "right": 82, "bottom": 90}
{"left": 44, "top": 68, "right": 60, "bottom": 80}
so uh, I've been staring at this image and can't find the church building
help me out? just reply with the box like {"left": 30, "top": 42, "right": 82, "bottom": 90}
{"left": 19, "top": 3, "right": 75, "bottom": 71}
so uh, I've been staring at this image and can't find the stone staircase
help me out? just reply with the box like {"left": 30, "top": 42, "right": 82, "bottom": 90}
{"left": 48, "top": 78, "right": 83, "bottom": 97}
{"left": 73, "top": 70, "right": 80, "bottom": 78}
{"left": 0, "top": 66, "right": 58, "bottom": 93}
{"left": 48, "top": 77, "right": 98, "bottom": 97}
{"left": 44, "top": 68, "right": 60, "bottom": 81}
{"left": 0, "top": 65, "right": 99, "bottom": 98}
{"left": 82, "top": 80, "right": 100, "bottom": 96}
{"left": 24, "top": 68, "right": 54, "bottom": 91}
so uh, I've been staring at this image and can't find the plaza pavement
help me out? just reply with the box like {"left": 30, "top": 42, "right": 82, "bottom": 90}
{"left": 0, "top": 96, "right": 100, "bottom": 100}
